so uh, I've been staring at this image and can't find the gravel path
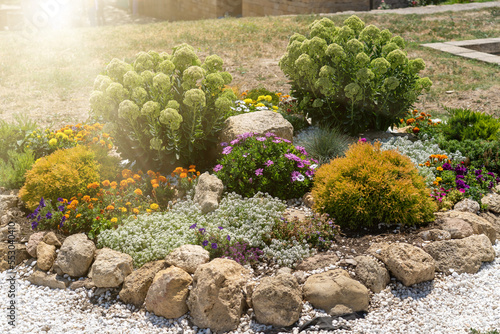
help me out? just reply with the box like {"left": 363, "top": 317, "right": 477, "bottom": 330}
{"left": 1, "top": 242, "right": 498, "bottom": 334}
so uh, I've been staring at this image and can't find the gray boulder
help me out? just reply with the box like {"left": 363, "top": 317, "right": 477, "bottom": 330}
{"left": 193, "top": 173, "right": 224, "bottom": 214}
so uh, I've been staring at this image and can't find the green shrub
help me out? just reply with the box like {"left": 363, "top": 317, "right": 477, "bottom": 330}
{"left": 0, "top": 116, "right": 38, "bottom": 162}
{"left": 440, "top": 108, "right": 500, "bottom": 142}
{"left": 435, "top": 138, "right": 500, "bottom": 175}
{"left": 312, "top": 141, "right": 437, "bottom": 229}
{"left": 294, "top": 126, "right": 351, "bottom": 165}
{"left": 214, "top": 132, "right": 317, "bottom": 199}
{"left": 279, "top": 15, "right": 431, "bottom": 134}
{"left": 0, "top": 149, "right": 35, "bottom": 189}
{"left": 19, "top": 146, "right": 101, "bottom": 210}
{"left": 89, "top": 46, "right": 237, "bottom": 172}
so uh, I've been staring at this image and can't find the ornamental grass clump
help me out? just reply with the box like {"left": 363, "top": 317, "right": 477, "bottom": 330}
{"left": 279, "top": 15, "right": 432, "bottom": 134}
{"left": 89, "top": 45, "right": 236, "bottom": 172}
{"left": 214, "top": 132, "right": 317, "bottom": 199}
{"left": 312, "top": 141, "right": 437, "bottom": 229}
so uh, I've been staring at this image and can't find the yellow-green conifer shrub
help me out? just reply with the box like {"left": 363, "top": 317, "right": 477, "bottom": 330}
{"left": 19, "top": 146, "right": 101, "bottom": 210}
{"left": 312, "top": 141, "right": 436, "bottom": 229}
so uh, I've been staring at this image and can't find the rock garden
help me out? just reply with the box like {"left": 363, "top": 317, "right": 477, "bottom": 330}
{"left": 1, "top": 14, "right": 500, "bottom": 334}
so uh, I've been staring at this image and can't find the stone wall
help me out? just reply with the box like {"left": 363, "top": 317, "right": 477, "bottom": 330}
{"left": 242, "top": 0, "right": 370, "bottom": 17}
{"left": 138, "top": 0, "right": 242, "bottom": 21}
{"left": 373, "top": 0, "right": 409, "bottom": 9}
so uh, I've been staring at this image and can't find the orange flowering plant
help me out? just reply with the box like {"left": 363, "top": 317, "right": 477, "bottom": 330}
{"left": 28, "top": 166, "right": 200, "bottom": 239}
{"left": 400, "top": 109, "right": 440, "bottom": 136}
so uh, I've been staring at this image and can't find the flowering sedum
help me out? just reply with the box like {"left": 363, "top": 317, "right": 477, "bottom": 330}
{"left": 279, "top": 15, "right": 431, "bottom": 134}
{"left": 89, "top": 44, "right": 236, "bottom": 172}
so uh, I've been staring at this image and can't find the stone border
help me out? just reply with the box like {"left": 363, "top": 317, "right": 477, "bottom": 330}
{"left": 422, "top": 38, "right": 500, "bottom": 65}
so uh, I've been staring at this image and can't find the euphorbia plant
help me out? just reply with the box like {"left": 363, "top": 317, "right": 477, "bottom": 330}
{"left": 90, "top": 45, "right": 237, "bottom": 172}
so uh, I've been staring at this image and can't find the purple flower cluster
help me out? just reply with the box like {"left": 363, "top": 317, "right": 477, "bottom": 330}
{"left": 28, "top": 197, "right": 63, "bottom": 230}
{"left": 223, "top": 242, "right": 263, "bottom": 265}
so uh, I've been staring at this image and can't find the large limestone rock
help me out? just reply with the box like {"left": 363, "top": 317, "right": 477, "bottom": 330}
{"left": 0, "top": 195, "right": 18, "bottom": 212}
{"left": 89, "top": 248, "right": 133, "bottom": 288}
{"left": 187, "top": 258, "right": 249, "bottom": 332}
{"left": 27, "top": 232, "right": 45, "bottom": 258}
{"left": 120, "top": 260, "right": 167, "bottom": 307}
{"left": 0, "top": 222, "right": 21, "bottom": 242}
{"left": 354, "top": 255, "right": 390, "bottom": 293}
{"left": 0, "top": 242, "right": 29, "bottom": 272}
{"left": 423, "top": 234, "right": 495, "bottom": 274}
{"left": 295, "top": 253, "right": 339, "bottom": 272}
{"left": 303, "top": 269, "right": 369, "bottom": 314}
{"left": 366, "top": 242, "right": 391, "bottom": 262}
{"left": 28, "top": 269, "right": 70, "bottom": 289}
{"left": 440, "top": 218, "right": 474, "bottom": 239}
{"left": 54, "top": 233, "right": 95, "bottom": 277}
{"left": 252, "top": 273, "right": 302, "bottom": 327}
{"left": 220, "top": 110, "right": 293, "bottom": 145}
{"left": 193, "top": 173, "right": 224, "bottom": 214}
{"left": 481, "top": 193, "right": 500, "bottom": 214}
{"left": 436, "top": 211, "right": 497, "bottom": 244}
{"left": 418, "top": 229, "right": 451, "bottom": 241}
{"left": 165, "top": 244, "right": 210, "bottom": 274}
{"left": 453, "top": 198, "right": 480, "bottom": 214}
{"left": 43, "top": 232, "right": 62, "bottom": 247}
{"left": 379, "top": 243, "right": 435, "bottom": 286}
{"left": 36, "top": 241, "right": 56, "bottom": 271}
{"left": 145, "top": 266, "right": 192, "bottom": 319}
{"left": 480, "top": 212, "right": 500, "bottom": 236}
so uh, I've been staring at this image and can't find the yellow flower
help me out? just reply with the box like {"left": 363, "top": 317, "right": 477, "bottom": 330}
{"left": 110, "top": 181, "right": 117, "bottom": 189}
{"left": 265, "top": 95, "right": 272, "bottom": 102}
{"left": 64, "top": 129, "right": 73, "bottom": 136}
{"left": 188, "top": 168, "right": 196, "bottom": 173}
{"left": 133, "top": 208, "right": 139, "bottom": 214}
{"left": 255, "top": 103, "right": 265, "bottom": 107}
{"left": 76, "top": 214, "right": 82, "bottom": 218}
{"left": 243, "top": 98, "right": 253, "bottom": 104}
{"left": 435, "top": 177, "right": 442, "bottom": 182}
{"left": 92, "top": 137, "right": 98, "bottom": 143}
{"left": 99, "top": 140, "right": 105, "bottom": 146}
{"left": 48, "top": 138, "right": 58, "bottom": 146}
{"left": 120, "top": 207, "right": 127, "bottom": 213}
{"left": 436, "top": 166, "right": 443, "bottom": 171}
{"left": 133, "top": 174, "right": 141, "bottom": 181}
{"left": 111, "top": 217, "right": 118, "bottom": 223}
{"left": 134, "top": 188, "right": 143, "bottom": 196}
{"left": 153, "top": 184, "right": 159, "bottom": 189}
{"left": 150, "top": 203, "right": 159, "bottom": 210}
{"left": 257, "top": 95, "right": 265, "bottom": 101}
{"left": 82, "top": 195, "right": 91, "bottom": 202}
{"left": 272, "top": 106, "right": 278, "bottom": 110}
{"left": 120, "top": 180, "right": 128, "bottom": 188}
{"left": 125, "top": 202, "right": 132, "bottom": 206}
{"left": 106, "top": 205, "right": 115, "bottom": 210}
{"left": 64, "top": 214, "right": 70, "bottom": 219}
{"left": 146, "top": 209, "right": 152, "bottom": 213}
{"left": 102, "top": 180, "right": 110, "bottom": 187}
{"left": 180, "top": 172, "right": 187, "bottom": 178}
{"left": 127, "top": 178, "right": 135, "bottom": 184}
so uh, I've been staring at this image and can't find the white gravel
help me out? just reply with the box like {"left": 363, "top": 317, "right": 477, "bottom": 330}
{"left": 1, "top": 242, "right": 499, "bottom": 334}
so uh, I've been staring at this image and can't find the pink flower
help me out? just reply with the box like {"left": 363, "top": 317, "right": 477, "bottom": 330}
{"left": 222, "top": 146, "right": 233, "bottom": 155}
{"left": 213, "top": 164, "right": 223, "bottom": 172}
{"left": 255, "top": 168, "right": 264, "bottom": 176}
